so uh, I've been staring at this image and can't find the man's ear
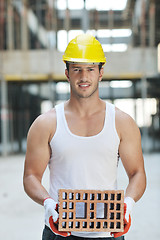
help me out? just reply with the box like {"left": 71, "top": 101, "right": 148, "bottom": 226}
{"left": 99, "top": 68, "right": 104, "bottom": 82}
{"left": 65, "top": 69, "right": 70, "bottom": 82}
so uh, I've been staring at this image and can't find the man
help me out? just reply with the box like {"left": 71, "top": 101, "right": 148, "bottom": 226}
{"left": 23, "top": 34, "right": 146, "bottom": 240}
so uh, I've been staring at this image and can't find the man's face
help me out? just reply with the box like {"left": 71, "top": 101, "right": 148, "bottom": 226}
{"left": 65, "top": 63, "right": 104, "bottom": 99}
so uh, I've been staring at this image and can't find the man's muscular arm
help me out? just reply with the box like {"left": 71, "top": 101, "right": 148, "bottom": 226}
{"left": 116, "top": 109, "right": 146, "bottom": 202}
{"left": 112, "top": 108, "right": 146, "bottom": 238}
{"left": 23, "top": 110, "right": 71, "bottom": 237}
{"left": 23, "top": 110, "right": 56, "bottom": 205}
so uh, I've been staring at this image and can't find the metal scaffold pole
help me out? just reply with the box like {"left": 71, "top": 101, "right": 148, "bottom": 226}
{"left": 0, "top": 74, "right": 8, "bottom": 157}
{"left": 0, "top": 0, "right": 8, "bottom": 156}
{"left": 141, "top": 0, "right": 148, "bottom": 152}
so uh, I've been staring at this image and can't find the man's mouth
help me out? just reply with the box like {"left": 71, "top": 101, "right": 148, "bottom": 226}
{"left": 79, "top": 83, "right": 90, "bottom": 88}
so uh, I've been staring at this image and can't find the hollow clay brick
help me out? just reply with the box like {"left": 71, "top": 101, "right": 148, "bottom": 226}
{"left": 58, "top": 189, "right": 124, "bottom": 232}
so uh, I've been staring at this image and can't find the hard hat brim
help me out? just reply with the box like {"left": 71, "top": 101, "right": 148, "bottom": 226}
{"left": 63, "top": 58, "right": 106, "bottom": 66}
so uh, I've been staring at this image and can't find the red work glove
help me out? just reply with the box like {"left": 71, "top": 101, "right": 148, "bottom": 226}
{"left": 112, "top": 197, "right": 135, "bottom": 238}
{"left": 43, "top": 197, "right": 71, "bottom": 237}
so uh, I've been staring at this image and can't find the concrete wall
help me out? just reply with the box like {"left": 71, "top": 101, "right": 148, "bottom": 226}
{"left": 1, "top": 47, "right": 158, "bottom": 81}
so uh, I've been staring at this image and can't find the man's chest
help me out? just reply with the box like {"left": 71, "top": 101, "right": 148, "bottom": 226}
{"left": 65, "top": 112, "right": 106, "bottom": 137}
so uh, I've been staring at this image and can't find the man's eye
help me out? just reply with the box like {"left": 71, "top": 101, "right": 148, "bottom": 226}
{"left": 89, "top": 68, "right": 94, "bottom": 71}
{"left": 73, "top": 68, "right": 79, "bottom": 72}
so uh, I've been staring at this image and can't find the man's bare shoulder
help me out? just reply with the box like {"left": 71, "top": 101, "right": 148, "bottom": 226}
{"left": 28, "top": 108, "right": 57, "bottom": 141}
{"left": 115, "top": 107, "right": 140, "bottom": 139}
{"left": 115, "top": 107, "right": 134, "bottom": 123}
{"left": 32, "top": 108, "right": 56, "bottom": 126}
{"left": 36, "top": 108, "right": 56, "bottom": 123}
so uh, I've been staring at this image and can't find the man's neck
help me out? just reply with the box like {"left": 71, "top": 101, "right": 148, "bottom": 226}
{"left": 65, "top": 97, "right": 105, "bottom": 117}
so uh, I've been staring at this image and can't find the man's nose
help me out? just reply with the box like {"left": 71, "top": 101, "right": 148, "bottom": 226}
{"left": 80, "top": 70, "right": 88, "bottom": 81}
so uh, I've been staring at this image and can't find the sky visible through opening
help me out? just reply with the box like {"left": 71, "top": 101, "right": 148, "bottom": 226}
{"left": 55, "top": 0, "right": 131, "bottom": 52}
{"left": 56, "top": 0, "right": 128, "bottom": 11}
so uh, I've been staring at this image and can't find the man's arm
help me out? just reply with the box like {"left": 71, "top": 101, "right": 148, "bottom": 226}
{"left": 23, "top": 111, "right": 71, "bottom": 237}
{"left": 112, "top": 108, "right": 147, "bottom": 238}
{"left": 116, "top": 108, "right": 146, "bottom": 202}
{"left": 23, "top": 111, "right": 56, "bottom": 205}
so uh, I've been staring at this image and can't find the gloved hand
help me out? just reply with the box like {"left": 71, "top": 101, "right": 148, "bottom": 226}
{"left": 112, "top": 197, "right": 135, "bottom": 238}
{"left": 43, "top": 197, "right": 71, "bottom": 237}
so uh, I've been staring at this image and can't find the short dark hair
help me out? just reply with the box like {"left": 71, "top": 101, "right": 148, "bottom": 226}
{"left": 66, "top": 62, "right": 70, "bottom": 72}
{"left": 66, "top": 62, "right": 103, "bottom": 73}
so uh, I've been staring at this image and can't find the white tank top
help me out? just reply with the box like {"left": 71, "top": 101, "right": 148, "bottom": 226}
{"left": 49, "top": 101, "right": 120, "bottom": 238}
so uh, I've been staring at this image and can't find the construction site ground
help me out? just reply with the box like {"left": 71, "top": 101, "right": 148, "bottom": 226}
{"left": 0, "top": 153, "right": 159, "bottom": 240}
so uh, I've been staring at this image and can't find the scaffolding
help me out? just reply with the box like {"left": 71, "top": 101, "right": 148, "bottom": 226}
{"left": 0, "top": 0, "right": 160, "bottom": 155}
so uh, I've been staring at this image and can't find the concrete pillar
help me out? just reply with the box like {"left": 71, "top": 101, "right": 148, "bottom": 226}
{"left": 65, "top": 0, "right": 70, "bottom": 43}
{"left": 140, "top": 0, "right": 146, "bottom": 47}
{"left": 0, "top": 0, "right": 5, "bottom": 50}
{"left": 47, "top": 0, "right": 57, "bottom": 47}
{"left": 52, "top": 0, "right": 58, "bottom": 33}
{"left": 133, "top": 82, "right": 137, "bottom": 123}
{"left": 82, "top": 0, "right": 89, "bottom": 32}
{"left": 140, "top": 0, "right": 149, "bottom": 152}
{"left": 149, "top": 0, "right": 155, "bottom": 47}
{"left": 21, "top": 0, "right": 29, "bottom": 50}
{"left": 47, "top": 1, "right": 57, "bottom": 83}
{"left": 94, "top": 10, "right": 99, "bottom": 32}
{"left": 7, "top": 0, "right": 14, "bottom": 50}
{"left": 141, "top": 75, "right": 148, "bottom": 152}
{"left": 108, "top": 10, "right": 114, "bottom": 45}
{"left": 0, "top": 0, "right": 9, "bottom": 156}
{"left": 0, "top": 74, "right": 9, "bottom": 156}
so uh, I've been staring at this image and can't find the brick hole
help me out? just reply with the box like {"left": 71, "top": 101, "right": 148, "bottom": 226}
{"left": 89, "top": 222, "right": 94, "bottom": 229}
{"left": 116, "top": 212, "right": 120, "bottom": 220}
{"left": 76, "top": 202, "right": 87, "bottom": 218}
{"left": 69, "top": 221, "right": 73, "bottom": 228}
{"left": 96, "top": 222, "right": 101, "bottom": 229}
{"left": 117, "top": 193, "right": 121, "bottom": 201}
{"left": 116, "top": 203, "right": 120, "bottom": 211}
{"left": 96, "top": 203, "right": 107, "bottom": 219}
{"left": 69, "top": 212, "right": 73, "bottom": 219}
{"left": 83, "top": 193, "right": 88, "bottom": 200}
{"left": 110, "top": 222, "right": 114, "bottom": 229}
{"left": 69, "top": 192, "right": 74, "bottom": 200}
{"left": 103, "top": 222, "right": 108, "bottom": 229}
{"left": 63, "top": 202, "right": 67, "bottom": 209}
{"left": 116, "top": 222, "right": 121, "bottom": 229}
{"left": 104, "top": 193, "right": 108, "bottom": 200}
{"left": 75, "top": 222, "right": 80, "bottom": 228}
{"left": 110, "top": 194, "right": 115, "bottom": 200}
{"left": 90, "top": 203, "right": 94, "bottom": 210}
{"left": 96, "top": 202, "right": 104, "bottom": 218}
{"left": 90, "top": 193, "right": 95, "bottom": 200}
{"left": 97, "top": 193, "right": 101, "bottom": 200}
{"left": 110, "top": 203, "right": 114, "bottom": 210}
{"left": 110, "top": 212, "right": 114, "bottom": 220}
{"left": 83, "top": 222, "right": 87, "bottom": 228}
{"left": 62, "top": 212, "right": 67, "bottom": 219}
{"left": 76, "top": 193, "right": 81, "bottom": 200}
{"left": 62, "top": 192, "right": 67, "bottom": 200}
{"left": 62, "top": 222, "right": 66, "bottom": 228}
{"left": 90, "top": 212, "right": 94, "bottom": 219}
{"left": 69, "top": 202, "right": 74, "bottom": 209}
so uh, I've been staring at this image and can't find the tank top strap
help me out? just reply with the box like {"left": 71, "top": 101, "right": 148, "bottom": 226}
{"left": 104, "top": 101, "right": 119, "bottom": 140}
{"left": 55, "top": 102, "right": 65, "bottom": 129}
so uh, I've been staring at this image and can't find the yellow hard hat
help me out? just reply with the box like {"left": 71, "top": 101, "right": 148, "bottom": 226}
{"left": 62, "top": 34, "right": 106, "bottom": 65}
